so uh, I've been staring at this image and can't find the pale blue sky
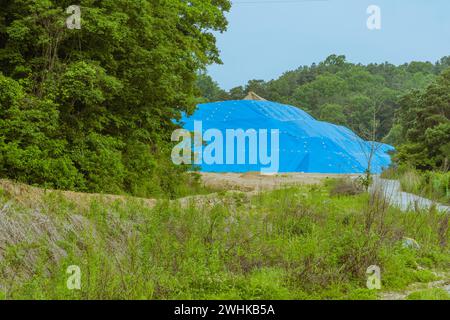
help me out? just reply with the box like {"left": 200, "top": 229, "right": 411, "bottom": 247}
{"left": 208, "top": 0, "right": 450, "bottom": 90}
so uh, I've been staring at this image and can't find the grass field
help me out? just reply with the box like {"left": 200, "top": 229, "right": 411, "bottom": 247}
{"left": 0, "top": 178, "right": 448, "bottom": 300}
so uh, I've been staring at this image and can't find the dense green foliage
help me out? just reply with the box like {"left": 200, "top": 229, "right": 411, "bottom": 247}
{"left": 198, "top": 55, "right": 450, "bottom": 140}
{"left": 395, "top": 68, "right": 450, "bottom": 170}
{"left": 1, "top": 180, "right": 448, "bottom": 299}
{"left": 0, "top": 0, "right": 230, "bottom": 197}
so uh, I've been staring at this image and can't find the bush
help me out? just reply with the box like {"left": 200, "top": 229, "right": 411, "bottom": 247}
{"left": 330, "top": 178, "right": 365, "bottom": 197}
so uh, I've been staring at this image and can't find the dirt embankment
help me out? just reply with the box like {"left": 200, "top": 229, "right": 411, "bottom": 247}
{"left": 0, "top": 172, "right": 350, "bottom": 208}
{"left": 198, "top": 172, "right": 358, "bottom": 192}
{"left": 0, "top": 179, "right": 157, "bottom": 211}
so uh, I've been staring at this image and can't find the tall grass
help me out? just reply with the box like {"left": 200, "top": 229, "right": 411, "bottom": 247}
{"left": 382, "top": 167, "right": 449, "bottom": 205}
{"left": 0, "top": 181, "right": 448, "bottom": 300}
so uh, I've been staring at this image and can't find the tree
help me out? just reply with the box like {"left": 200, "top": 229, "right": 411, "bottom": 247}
{"left": 350, "top": 100, "right": 386, "bottom": 190}
{"left": 293, "top": 73, "right": 349, "bottom": 115}
{"left": 196, "top": 73, "right": 228, "bottom": 102}
{"left": 228, "top": 86, "right": 245, "bottom": 100}
{"left": 0, "top": 0, "right": 231, "bottom": 197}
{"left": 318, "top": 103, "right": 346, "bottom": 125}
{"left": 396, "top": 68, "right": 450, "bottom": 170}
{"left": 200, "top": 54, "right": 442, "bottom": 141}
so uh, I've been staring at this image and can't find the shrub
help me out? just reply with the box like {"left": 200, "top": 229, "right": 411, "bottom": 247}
{"left": 330, "top": 178, "right": 365, "bottom": 197}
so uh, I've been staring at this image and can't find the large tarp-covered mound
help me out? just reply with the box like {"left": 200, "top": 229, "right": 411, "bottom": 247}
{"left": 180, "top": 100, "right": 393, "bottom": 174}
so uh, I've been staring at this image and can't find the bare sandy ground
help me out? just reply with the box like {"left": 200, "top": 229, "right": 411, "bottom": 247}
{"left": 199, "top": 172, "right": 359, "bottom": 192}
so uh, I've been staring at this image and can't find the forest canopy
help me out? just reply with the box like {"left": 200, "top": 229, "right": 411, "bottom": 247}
{"left": 1, "top": 1, "right": 448, "bottom": 198}
{"left": 0, "top": 0, "right": 231, "bottom": 197}
{"left": 395, "top": 68, "right": 450, "bottom": 170}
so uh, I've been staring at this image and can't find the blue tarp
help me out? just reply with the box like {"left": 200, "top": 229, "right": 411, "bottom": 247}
{"left": 180, "top": 100, "right": 393, "bottom": 174}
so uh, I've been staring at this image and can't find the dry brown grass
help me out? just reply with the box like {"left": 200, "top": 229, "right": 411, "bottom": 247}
{"left": 0, "top": 180, "right": 151, "bottom": 287}
{"left": 0, "top": 178, "right": 257, "bottom": 283}
{"left": 0, "top": 179, "right": 157, "bottom": 211}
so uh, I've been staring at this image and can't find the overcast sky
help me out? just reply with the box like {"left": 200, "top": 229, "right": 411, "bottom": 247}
{"left": 207, "top": 0, "right": 450, "bottom": 90}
